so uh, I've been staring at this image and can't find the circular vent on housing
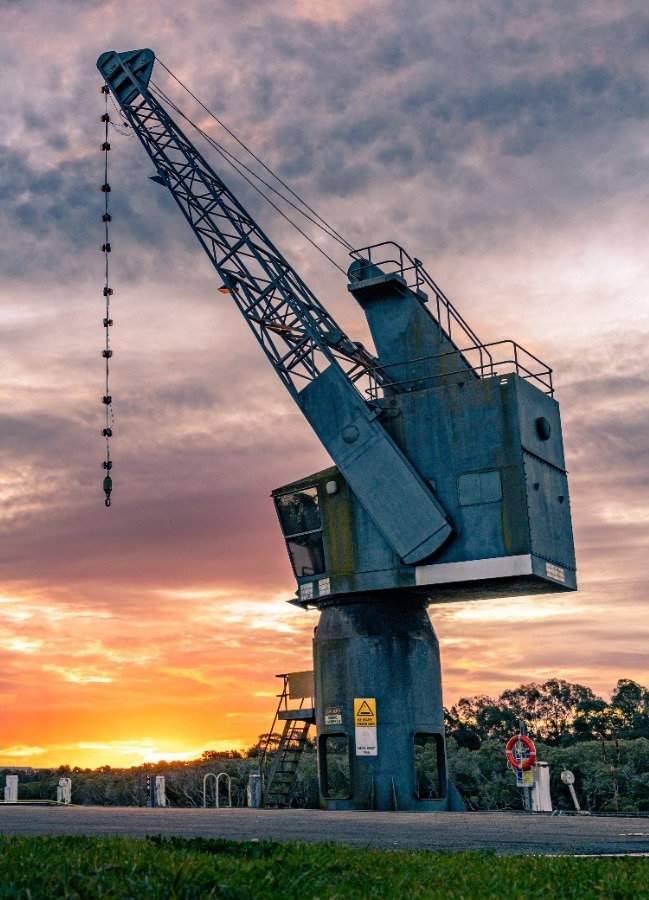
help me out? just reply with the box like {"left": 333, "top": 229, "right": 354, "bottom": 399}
{"left": 536, "top": 416, "right": 552, "bottom": 440}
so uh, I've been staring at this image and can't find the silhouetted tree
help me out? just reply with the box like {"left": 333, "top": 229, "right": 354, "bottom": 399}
{"left": 445, "top": 695, "right": 518, "bottom": 749}
{"left": 499, "top": 679, "right": 600, "bottom": 745}
{"left": 444, "top": 678, "right": 644, "bottom": 747}
{"left": 572, "top": 696, "right": 612, "bottom": 741}
{"left": 610, "top": 679, "right": 649, "bottom": 739}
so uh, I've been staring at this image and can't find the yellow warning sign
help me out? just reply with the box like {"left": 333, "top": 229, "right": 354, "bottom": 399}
{"left": 354, "top": 697, "right": 377, "bottom": 727}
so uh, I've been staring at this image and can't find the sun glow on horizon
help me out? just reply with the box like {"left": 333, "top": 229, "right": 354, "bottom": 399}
{"left": 0, "top": 735, "right": 255, "bottom": 770}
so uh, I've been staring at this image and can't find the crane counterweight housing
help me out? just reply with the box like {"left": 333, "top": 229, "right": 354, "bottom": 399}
{"left": 275, "top": 256, "right": 575, "bottom": 607}
{"left": 98, "top": 49, "right": 576, "bottom": 813}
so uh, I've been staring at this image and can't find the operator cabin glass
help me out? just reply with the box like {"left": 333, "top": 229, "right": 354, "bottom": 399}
{"left": 275, "top": 487, "right": 325, "bottom": 577}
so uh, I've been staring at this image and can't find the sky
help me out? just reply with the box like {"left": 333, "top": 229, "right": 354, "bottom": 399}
{"left": 0, "top": 0, "right": 648, "bottom": 769}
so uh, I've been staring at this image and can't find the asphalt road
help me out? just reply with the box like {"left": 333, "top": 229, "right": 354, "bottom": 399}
{"left": 1, "top": 806, "right": 649, "bottom": 855}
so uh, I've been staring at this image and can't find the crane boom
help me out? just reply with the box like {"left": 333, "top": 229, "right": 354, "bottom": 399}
{"left": 97, "top": 49, "right": 452, "bottom": 565}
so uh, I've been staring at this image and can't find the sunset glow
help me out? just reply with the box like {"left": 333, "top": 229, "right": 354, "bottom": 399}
{"left": 1, "top": 0, "right": 648, "bottom": 770}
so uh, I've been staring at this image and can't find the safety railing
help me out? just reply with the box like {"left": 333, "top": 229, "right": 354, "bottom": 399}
{"left": 368, "top": 339, "right": 553, "bottom": 396}
{"left": 350, "top": 242, "right": 553, "bottom": 396}
{"left": 350, "top": 241, "right": 494, "bottom": 379}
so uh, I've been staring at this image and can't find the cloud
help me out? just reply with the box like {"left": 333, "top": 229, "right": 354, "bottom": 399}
{"left": 0, "top": 0, "right": 648, "bottom": 766}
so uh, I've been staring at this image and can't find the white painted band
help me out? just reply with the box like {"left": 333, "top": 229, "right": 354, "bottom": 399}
{"left": 415, "top": 554, "right": 534, "bottom": 586}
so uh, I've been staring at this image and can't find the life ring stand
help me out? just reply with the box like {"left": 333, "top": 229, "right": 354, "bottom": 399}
{"left": 505, "top": 734, "right": 537, "bottom": 770}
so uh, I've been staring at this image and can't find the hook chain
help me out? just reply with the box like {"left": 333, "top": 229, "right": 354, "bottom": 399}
{"left": 100, "top": 85, "right": 114, "bottom": 507}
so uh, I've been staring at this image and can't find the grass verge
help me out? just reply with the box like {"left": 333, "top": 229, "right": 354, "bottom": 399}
{"left": 0, "top": 834, "right": 647, "bottom": 898}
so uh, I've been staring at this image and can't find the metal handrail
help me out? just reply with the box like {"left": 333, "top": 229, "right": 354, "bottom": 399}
{"left": 257, "top": 674, "right": 289, "bottom": 777}
{"left": 350, "top": 241, "right": 494, "bottom": 379}
{"left": 366, "top": 339, "right": 553, "bottom": 397}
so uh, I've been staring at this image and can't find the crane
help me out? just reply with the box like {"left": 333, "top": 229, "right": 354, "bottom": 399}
{"left": 98, "top": 49, "right": 576, "bottom": 811}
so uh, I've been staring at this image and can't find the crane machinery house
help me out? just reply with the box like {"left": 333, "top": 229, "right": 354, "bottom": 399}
{"left": 273, "top": 272, "right": 575, "bottom": 607}
{"left": 98, "top": 48, "right": 576, "bottom": 812}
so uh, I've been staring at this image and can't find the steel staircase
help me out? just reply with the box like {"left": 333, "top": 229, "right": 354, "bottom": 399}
{"left": 260, "top": 671, "right": 315, "bottom": 808}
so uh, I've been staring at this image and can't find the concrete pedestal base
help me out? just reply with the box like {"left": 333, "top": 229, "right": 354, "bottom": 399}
{"left": 313, "top": 596, "right": 464, "bottom": 811}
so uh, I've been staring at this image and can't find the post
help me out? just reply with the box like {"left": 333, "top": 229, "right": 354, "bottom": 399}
{"left": 568, "top": 782, "right": 581, "bottom": 811}
{"left": 531, "top": 762, "right": 552, "bottom": 811}
{"left": 155, "top": 775, "right": 167, "bottom": 808}
{"left": 4, "top": 775, "right": 18, "bottom": 803}
{"left": 246, "top": 771, "right": 262, "bottom": 808}
{"left": 56, "top": 777, "right": 72, "bottom": 804}
{"left": 518, "top": 720, "right": 533, "bottom": 811}
{"left": 146, "top": 773, "right": 155, "bottom": 807}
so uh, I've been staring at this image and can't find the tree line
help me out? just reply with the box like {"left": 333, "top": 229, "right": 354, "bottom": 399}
{"left": 2, "top": 678, "right": 647, "bottom": 813}
{"left": 444, "top": 677, "right": 649, "bottom": 748}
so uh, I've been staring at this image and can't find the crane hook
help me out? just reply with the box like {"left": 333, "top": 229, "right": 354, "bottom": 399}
{"left": 103, "top": 474, "right": 113, "bottom": 507}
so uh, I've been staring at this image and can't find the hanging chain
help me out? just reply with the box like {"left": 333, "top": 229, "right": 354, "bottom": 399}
{"left": 100, "top": 85, "right": 114, "bottom": 507}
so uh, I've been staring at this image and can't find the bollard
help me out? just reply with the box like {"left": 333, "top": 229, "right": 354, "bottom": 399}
{"left": 246, "top": 771, "right": 262, "bottom": 808}
{"left": 4, "top": 775, "right": 18, "bottom": 802}
{"left": 531, "top": 762, "right": 552, "bottom": 811}
{"left": 56, "top": 777, "right": 72, "bottom": 804}
{"left": 155, "top": 775, "right": 167, "bottom": 808}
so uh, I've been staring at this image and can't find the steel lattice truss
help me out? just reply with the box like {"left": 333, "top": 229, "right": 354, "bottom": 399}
{"left": 105, "top": 59, "right": 386, "bottom": 404}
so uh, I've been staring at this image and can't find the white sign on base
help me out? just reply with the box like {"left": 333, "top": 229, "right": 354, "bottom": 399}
{"left": 354, "top": 698, "right": 377, "bottom": 756}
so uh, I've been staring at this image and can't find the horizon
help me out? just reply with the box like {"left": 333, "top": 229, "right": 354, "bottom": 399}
{"left": 2, "top": 673, "right": 643, "bottom": 771}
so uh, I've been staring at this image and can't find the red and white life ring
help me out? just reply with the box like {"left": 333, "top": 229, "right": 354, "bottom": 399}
{"left": 505, "top": 734, "right": 537, "bottom": 771}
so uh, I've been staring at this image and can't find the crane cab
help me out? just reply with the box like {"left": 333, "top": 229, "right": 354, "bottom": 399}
{"left": 273, "top": 246, "right": 576, "bottom": 609}
{"left": 273, "top": 376, "right": 575, "bottom": 607}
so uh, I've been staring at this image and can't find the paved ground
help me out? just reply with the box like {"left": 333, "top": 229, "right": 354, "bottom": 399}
{"left": 1, "top": 806, "right": 649, "bottom": 855}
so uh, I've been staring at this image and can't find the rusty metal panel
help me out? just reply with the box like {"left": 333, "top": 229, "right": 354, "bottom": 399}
{"left": 287, "top": 670, "right": 314, "bottom": 699}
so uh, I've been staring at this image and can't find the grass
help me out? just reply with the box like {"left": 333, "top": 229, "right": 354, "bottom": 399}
{"left": 0, "top": 835, "right": 647, "bottom": 898}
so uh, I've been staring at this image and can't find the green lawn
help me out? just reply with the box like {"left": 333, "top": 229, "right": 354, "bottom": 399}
{"left": 0, "top": 835, "right": 647, "bottom": 898}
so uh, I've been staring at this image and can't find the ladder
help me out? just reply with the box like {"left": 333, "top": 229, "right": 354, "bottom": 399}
{"left": 261, "top": 672, "right": 315, "bottom": 808}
